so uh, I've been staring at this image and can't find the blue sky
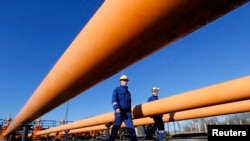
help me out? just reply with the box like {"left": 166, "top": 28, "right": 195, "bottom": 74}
{"left": 0, "top": 1, "right": 249, "bottom": 124}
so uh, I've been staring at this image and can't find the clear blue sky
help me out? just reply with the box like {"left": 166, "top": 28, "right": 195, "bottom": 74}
{"left": 0, "top": 1, "right": 249, "bottom": 123}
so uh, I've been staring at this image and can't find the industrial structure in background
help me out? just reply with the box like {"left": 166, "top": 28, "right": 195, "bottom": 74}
{"left": 1, "top": 112, "right": 249, "bottom": 140}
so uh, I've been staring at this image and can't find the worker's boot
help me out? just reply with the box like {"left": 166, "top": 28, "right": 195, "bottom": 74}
{"left": 127, "top": 128, "right": 138, "bottom": 141}
{"left": 108, "top": 134, "right": 116, "bottom": 141}
{"left": 129, "top": 134, "right": 138, "bottom": 141}
{"left": 109, "top": 125, "right": 120, "bottom": 141}
{"left": 158, "top": 132, "right": 164, "bottom": 141}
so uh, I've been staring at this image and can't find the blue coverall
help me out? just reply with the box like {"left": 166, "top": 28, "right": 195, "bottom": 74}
{"left": 148, "top": 95, "right": 165, "bottom": 141}
{"left": 109, "top": 85, "right": 137, "bottom": 141}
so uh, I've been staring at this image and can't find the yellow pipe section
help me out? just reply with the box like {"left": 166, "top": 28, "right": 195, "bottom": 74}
{"left": 36, "top": 75, "right": 250, "bottom": 135}
{"left": 65, "top": 99, "right": 250, "bottom": 134}
{"left": 4, "top": 0, "right": 249, "bottom": 136}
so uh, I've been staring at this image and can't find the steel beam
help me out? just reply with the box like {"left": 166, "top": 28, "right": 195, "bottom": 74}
{"left": 4, "top": 0, "right": 249, "bottom": 136}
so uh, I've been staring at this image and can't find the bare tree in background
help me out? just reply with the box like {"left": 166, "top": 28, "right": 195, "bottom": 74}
{"left": 181, "top": 112, "right": 250, "bottom": 133}
{"left": 226, "top": 112, "right": 250, "bottom": 125}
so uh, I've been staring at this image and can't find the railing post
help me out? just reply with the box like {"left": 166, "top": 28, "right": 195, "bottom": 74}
{"left": 21, "top": 124, "right": 32, "bottom": 141}
{"left": 105, "top": 123, "right": 111, "bottom": 140}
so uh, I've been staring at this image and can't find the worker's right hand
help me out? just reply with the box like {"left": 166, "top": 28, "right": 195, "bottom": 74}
{"left": 115, "top": 108, "right": 121, "bottom": 113}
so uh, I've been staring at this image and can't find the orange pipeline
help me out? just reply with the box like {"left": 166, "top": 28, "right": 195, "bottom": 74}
{"left": 64, "top": 99, "right": 250, "bottom": 134}
{"left": 4, "top": 0, "right": 249, "bottom": 136}
{"left": 36, "top": 76, "right": 250, "bottom": 135}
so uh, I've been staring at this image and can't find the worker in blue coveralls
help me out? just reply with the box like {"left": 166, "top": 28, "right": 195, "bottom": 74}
{"left": 147, "top": 87, "right": 165, "bottom": 141}
{"left": 109, "top": 74, "right": 138, "bottom": 141}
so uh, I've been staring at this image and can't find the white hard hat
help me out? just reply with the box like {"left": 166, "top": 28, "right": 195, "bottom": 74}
{"left": 152, "top": 87, "right": 160, "bottom": 92}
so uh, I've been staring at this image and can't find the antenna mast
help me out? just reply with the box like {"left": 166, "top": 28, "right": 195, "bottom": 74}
{"left": 65, "top": 101, "right": 69, "bottom": 123}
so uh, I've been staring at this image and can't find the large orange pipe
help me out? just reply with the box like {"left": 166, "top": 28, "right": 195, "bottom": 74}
{"left": 36, "top": 75, "right": 250, "bottom": 135}
{"left": 41, "top": 99, "right": 250, "bottom": 136}
{"left": 4, "top": 0, "right": 249, "bottom": 136}
{"left": 67, "top": 100, "right": 250, "bottom": 134}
